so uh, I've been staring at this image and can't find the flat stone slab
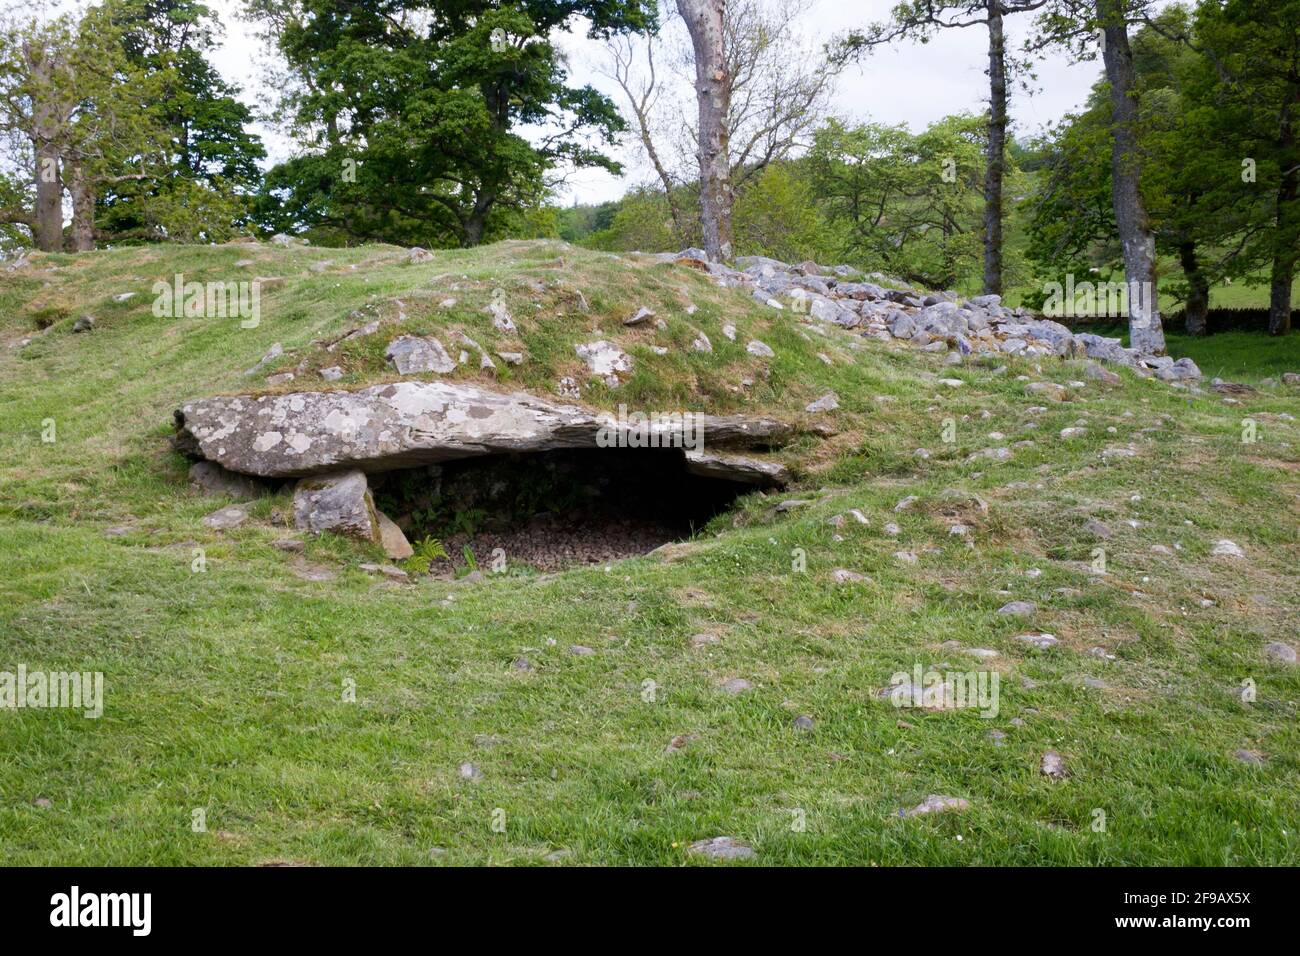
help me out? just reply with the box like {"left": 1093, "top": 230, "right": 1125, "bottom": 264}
{"left": 684, "top": 450, "right": 788, "bottom": 486}
{"left": 175, "top": 381, "right": 791, "bottom": 478}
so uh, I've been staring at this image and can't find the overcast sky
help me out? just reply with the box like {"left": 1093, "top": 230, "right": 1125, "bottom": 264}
{"left": 26, "top": 0, "right": 1110, "bottom": 206}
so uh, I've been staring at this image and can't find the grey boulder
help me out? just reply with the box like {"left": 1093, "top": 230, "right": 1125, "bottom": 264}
{"left": 292, "top": 469, "right": 379, "bottom": 542}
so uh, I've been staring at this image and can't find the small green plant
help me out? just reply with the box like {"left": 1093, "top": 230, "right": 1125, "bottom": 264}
{"left": 449, "top": 508, "right": 488, "bottom": 537}
{"left": 400, "top": 535, "right": 448, "bottom": 575}
{"left": 461, "top": 545, "right": 478, "bottom": 574}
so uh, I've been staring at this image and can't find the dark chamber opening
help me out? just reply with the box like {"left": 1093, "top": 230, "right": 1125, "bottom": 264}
{"left": 370, "top": 447, "right": 755, "bottom": 572}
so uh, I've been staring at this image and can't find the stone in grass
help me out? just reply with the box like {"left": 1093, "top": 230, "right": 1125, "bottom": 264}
{"left": 1016, "top": 633, "right": 1059, "bottom": 649}
{"left": 775, "top": 499, "right": 812, "bottom": 513}
{"left": 575, "top": 339, "right": 633, "bottom": 384}
{"left": 358, "top": 563, "right": 408, "bottom": 581}
{"left": 805, "top": 392, "right": 839, "bottom": 413}
{"left": 964, "top": 648, "right": 999, "bottom": 660}
{"left": 1040, "top": 750, "right": 1068, "bottom": 779}
{"left": 569, "top": 644, "right": 596, "bottom": 656}
{"left": 458, "top": 762, "right": 484, "bottom": 782}
{"left": 72, "top": 315, "right": 96, "bottom": 333}
{"left": 997, "top": 601, "right": 1036, "bottom": 616}
{"left": 1210, "top": 539, "right": 1245, "bottom": 558}
{"left": 832, "top": 568, "right": 870, "bottom": 584}
{"left": 690, "top": 633, "right": 720, "bottom": 649}
{"left": 243, "top": 342, "right": 283, "bottom": 376}
{"left": 202, "top": 504, "right": 250, "bottom": 530}
{"left": 1081, "top": 518, "right": 1113, "bottom": 540}
{"left": 793, "top": 715, "right": 815, "bottom": 731}
{"left": 665, "top": 734, "right": 690, "bottom": 753}
{"left": 1232, "top": 749, "right": 1266, "bottom": 766}
{"left": 1264, "top": 642, "right": 1296, "bottom": 665}
{"left": 386, "top": 335, "right": 456, "bottom": 375}
{"left": 687, "top": 836, "right": 756, "bottom": 861}
{"left": 883, "top": 522, "right": 901, "bottom": 537}
{"left": 319, "top": 366, "right": 344, "bottom": 381}
{"left": 901, "top": 795, "right": 970, "bottom": 818}
{"left": 746, "top": 339, "right": 775, "bottom": 358}
{"left": 623, "top": 306, "right": 656, "bottom": 326}
{"left": 721, "top": 678, "right": 753, "bottom": 695}
{"left": 1082, "top": 361, "right": 1121, "bottom": 385}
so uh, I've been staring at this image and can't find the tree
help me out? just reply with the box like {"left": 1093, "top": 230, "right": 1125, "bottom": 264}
{"left": 1033, "top": 0, "right": 1165, "bottom": 353}
{"left": 608, "top": 0, "right": 836, "bottom": 255}
{"left": 809, "top": 115, "right": 985, "bottom": 288}
{"left": 0, "top": 14, "right": 76, "bottom": 250}
{"left": 841, "top": 1, "right": 1047, "bottom": 297}
{"left": 1193, "top": 0, "right": 1300, "bottom": 336}
{"left": 0, "top": 5, "right": 169, "bottom": 251}
{"left": 676, "top": 0, "right": 732, "bottom": 260}
{"left": 99, "top": 0, "right": 265, "bottom": 243}
{"left": 604, "top": 22, "right": 688, "bottom": 240}
{"left": 1026, "top": 5, "right": 1258, "bottom": 335}
{"left": 246, "top": 0, "right": 653, "bottom": 247}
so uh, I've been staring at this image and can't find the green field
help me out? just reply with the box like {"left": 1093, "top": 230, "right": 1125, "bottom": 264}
{"left": 1, "top": 241, "right": 1297, "bottom": 865}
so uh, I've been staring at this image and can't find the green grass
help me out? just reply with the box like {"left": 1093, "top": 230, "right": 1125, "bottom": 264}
{"left": 1165, "top": 331, "right": 1300, "bottom": 383}
{"left": 1, "top": 240, "right": 1298, "bottom": 865}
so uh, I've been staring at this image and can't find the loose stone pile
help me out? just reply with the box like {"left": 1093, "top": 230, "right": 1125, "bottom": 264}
{"left": 658, "top": 249, "right": 1203, "bottom": 384}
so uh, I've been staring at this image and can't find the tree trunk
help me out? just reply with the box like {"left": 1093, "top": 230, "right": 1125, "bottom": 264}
{"left": 1269, "top": 261, "right": 1295, "bottom": 337}
{"left": 1098, "top": 1, "right": 1165, "bottom": 354}
{"left": 1268, "top": 73, "right": 1298, "bottom": 336}
{"left": 463, "top": 193, "right": 494, "bottom": 247}
{"left": 29, "top": 51, "right": 64, "bottom": 252}
{"left": 67, "top": 162, "right": 96, "bottom": 252}
{"left": 32, "top": 141, "right": 63, "bottom": 252}
{"left": 677, "top": 0, "right": 733, "bottom": 262}
{"left": 1177, "top": 239, "right": 1208, "bottom": 336}
{"left": 982, "top": 0, "right": 1007, "bottom": 296}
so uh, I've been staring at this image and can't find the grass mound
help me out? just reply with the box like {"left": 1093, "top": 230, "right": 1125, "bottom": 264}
{"left": 1, "top": 240, "right": 1297, "bottom": 865}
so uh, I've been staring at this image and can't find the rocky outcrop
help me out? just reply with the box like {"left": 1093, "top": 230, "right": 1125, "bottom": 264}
{"left": 652, "top": 250, "right": 1200, "bottom": 382}
{"left": 175, "top": 381, "right": 792, "bottom": 478}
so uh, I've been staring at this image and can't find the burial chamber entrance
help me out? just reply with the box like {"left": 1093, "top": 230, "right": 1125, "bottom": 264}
{"left": 369, "top": 447, "right": 764, "bottom": 573}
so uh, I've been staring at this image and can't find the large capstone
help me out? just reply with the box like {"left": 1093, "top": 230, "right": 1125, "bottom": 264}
{"left": 174, "top": 381, "right": 791, "bottom": 478}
